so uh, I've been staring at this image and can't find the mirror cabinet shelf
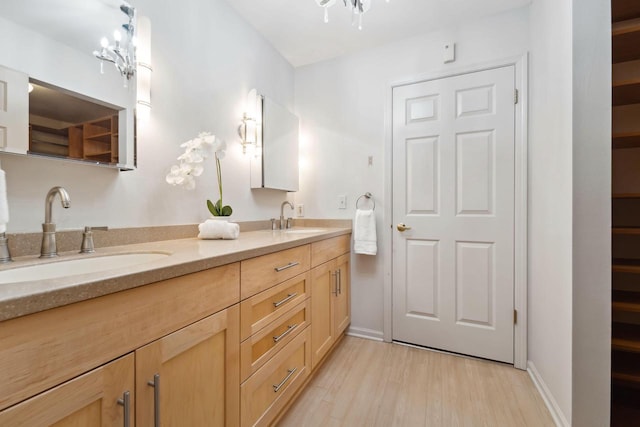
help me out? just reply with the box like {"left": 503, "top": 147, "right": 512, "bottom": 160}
{"left": 29, "top": 114, "right": 119, "bottom": 165}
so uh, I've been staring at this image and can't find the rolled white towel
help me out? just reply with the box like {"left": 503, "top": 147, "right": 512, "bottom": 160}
{"left": 353, "top": 208, "right": 377, "bottom": 255}
{"left": 198, "top": 219, "right": 239, "bottom": 240}
{"left": 0, "top": 169, "right": 9, "bottom": 233}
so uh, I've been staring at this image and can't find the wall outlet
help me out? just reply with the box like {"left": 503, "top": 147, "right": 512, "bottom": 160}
{"left": 296, "top": 203, "right": 304, "bottom": 217}
{"left": 338, "top": 195, "right": 347, "bottom": 209}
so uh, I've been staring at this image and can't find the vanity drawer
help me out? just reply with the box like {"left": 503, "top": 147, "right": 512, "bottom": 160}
{"left": 240, "top": 271, "right": 310, "bottom": 341}
{"left": 241, "top": 245, "right": 310, "bottom": 299}
{"left": 240, "top": 328, "right": 311, "bottom": 427}
{"left": 311, "top": 234, "right": 351, "bottom": 267}
{"left": 240, "top": 299, "right": 310, "bottom": 382}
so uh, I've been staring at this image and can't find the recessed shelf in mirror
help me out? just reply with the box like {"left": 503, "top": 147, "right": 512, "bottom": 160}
{"left": 29, "top": 81, "right": 122, "bottom": 165}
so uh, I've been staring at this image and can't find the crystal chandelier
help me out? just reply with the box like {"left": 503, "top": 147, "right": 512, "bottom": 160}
{"left": 315, "top": 0, "right": 390, "bottom": 30}
{"left": 93, "top": 3, "right": 137, "bottom": 83}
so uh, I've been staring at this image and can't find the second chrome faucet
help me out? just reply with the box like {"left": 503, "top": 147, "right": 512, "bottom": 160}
{"left": 280, "top": 201, "right": 294, "bottom": 230}
{"left": 40, "top": 186, "right": 70, "bottom": 258}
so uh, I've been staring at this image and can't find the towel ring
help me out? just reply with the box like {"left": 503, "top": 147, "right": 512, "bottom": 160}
{"left": 356, "top": 192, "right": 375, "bottom": 210}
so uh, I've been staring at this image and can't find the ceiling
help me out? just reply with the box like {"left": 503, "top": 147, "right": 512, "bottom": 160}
{"left": 1, "top": 0, "right": 127, "bottom": 57}
{"left": 223, "top": 0, "right": 531, "bottom": 67}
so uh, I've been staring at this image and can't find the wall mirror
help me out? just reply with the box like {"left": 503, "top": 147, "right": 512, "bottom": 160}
{"left": 251, "top": 95, "right": 300, "bottom": 192}
{"left": 0, "top": 0, "right": 137, "bottom": 170}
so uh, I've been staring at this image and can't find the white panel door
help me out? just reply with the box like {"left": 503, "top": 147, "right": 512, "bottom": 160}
{"left": 0, "top": 66, "right": 28, "bottom": 154}
{"left": 392, "top": 66, "right": 515, "bottom": 363}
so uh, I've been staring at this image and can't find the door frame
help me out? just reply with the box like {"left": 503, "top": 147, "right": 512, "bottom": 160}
{"left": 382, "top": 54, "right": 529, "bottom": 369}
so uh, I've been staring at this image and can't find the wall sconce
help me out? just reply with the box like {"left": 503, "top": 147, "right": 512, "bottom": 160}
{"left": 136, "top": 16, "right": 152, "bottom": 122}
{"left": 238, "top": 113, "right": 257, "bottom": 154}
{"left": 238, "top": 89, "right": 262, "bottom": 155}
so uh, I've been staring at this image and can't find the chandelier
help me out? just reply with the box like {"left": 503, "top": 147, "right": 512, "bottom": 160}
{"left": 315, "top": 0, "right": 390, "bottom": 30}
{"left": 93, "top": 3, "right": 137, "bottom": 83}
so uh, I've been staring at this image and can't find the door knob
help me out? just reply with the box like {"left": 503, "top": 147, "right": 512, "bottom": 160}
{"left": 397, "top": 223, "right": 412, "bottom": 232}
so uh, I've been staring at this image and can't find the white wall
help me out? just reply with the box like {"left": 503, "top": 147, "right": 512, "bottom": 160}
{"left": 572, "top": 0, "right": 611, "bottom": 424}
{"left": 0, "top": 0, "right": 295, "bottom": 233}
{"left": 294, "top": 8, "right": 530, "bottom": 340}
{"left": 528, "top": 0, "right": 573, "bottom": 424}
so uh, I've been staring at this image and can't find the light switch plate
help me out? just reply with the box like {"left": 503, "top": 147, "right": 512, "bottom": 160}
{"left": 296, "top": 204, "right": 304, "bottom": 217}
{"left": 444, "top": 42, "right": 455, "bottom": 63}
{"left": 338, "top": 195, "right": 346, "bottom": 209}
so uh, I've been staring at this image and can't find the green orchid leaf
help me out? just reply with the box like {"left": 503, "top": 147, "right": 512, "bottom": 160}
{"left": 221, "top": 205, "right": 233, "bottom": 216}
{"left": 207, "top": 199, "right": 220, "bottom": 216}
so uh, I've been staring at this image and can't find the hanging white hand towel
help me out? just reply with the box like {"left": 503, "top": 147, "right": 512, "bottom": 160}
{"left": 353, "top": 208, "right": 377, "bottom": 255}
{"left": 198, "top": 219, "right": 240, "bottom": 240}
{"left": 0, "top": 168, "right": 9, "bottom": 233}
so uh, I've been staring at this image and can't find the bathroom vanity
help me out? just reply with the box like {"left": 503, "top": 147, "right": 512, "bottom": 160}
{"left": 0, "top": 227, "right": 351, "bottom": 426}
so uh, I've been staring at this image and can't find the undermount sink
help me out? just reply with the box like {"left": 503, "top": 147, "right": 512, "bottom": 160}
{"left": 284, "top": 228, "right": 327, "bottom": 234}
{"left": 0, "top": 252, "right": 171, "bottom": 284}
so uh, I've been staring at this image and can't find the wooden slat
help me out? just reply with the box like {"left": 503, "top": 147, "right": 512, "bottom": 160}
{"left": 613, "top": 193, "right": 640, "bottom": 199}
{"left": 613, "top": 0, "right": 640, "bottom": 22}
{"left": 612, "top": 324, "right": 640, "bottom": 353}
{"left": 613, "top": 80, "right": 640, "bottom": 105}
{"left": 613, "top": 19, "right": 640, "bottom": 63}
{"left": 613, "top": 132, "right": 640, "bottom": 149}
{"left": 613, "top": 227, "right": 640, "bottom": 235}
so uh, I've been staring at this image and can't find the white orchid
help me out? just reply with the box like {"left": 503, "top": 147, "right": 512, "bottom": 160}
{"left": 166, "top": 132, "right": 232, "bottom": 216}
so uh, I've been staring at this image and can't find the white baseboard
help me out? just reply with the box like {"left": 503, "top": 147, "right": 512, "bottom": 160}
{"left": 527, "top": 361, "right": 570, "bottom": 427}
{"left": 346, "top": 326, "right": 384, "bottom": 341}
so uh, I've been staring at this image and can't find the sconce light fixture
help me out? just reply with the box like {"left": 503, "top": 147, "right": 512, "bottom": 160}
{"left": 136, "top": 16, "right": 152, "bottom": 121}
{"left": 93, "top": 3, "right": 137, "bottom": 84}
{"left": 238, "top": 89, "right": 262, "bottom": 155}
{"left": 239, "top": 113, "right": 257, "bottom": 154}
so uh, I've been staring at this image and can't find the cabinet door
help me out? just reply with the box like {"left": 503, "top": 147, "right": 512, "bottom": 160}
{"left": 0, "top": 354, "right": 134, "bottom": 426}
{"left": 334, "top": 253, "right": 351, "bottom": 336}
{"left": 0, "top": 65, "right": 28, "bottom": 155}
{"left": 310, "top": 260, "right": 336, "bottom": 369}
{"left": 136, "top": 305, "right": 240, "bottom": 427}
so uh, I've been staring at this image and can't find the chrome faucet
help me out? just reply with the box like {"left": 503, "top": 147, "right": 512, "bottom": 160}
{"left": 280, "top": 201, "right": 294, "bottom": 230}
{"left": 40, "top": 186, "right": 71, "bottom": 258}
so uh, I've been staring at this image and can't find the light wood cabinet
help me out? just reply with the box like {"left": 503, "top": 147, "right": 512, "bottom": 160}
{"left": 240, "top": 329, "right": 311, "bottom": 427}
{"left": 0, "top": 264, "right": 240, "bottom": 425}
{"left": 136, "top": 305, "right": 240, "bottom": 427}
{"left": 241, "top": 245, "right": 310, "bottom": 299}
{"left": 0, "top": 354, "right": 134, "bottom": 427}
{"left": 0, "top": 233, "right": 351, "bottom": 426}
{"left": 310, "top": 238, "right": 351, "bottom": 369}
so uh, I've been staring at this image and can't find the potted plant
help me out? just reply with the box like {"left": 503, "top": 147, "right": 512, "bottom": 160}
{"left": 166, "top": 132, "right": 233, "bottom": 217}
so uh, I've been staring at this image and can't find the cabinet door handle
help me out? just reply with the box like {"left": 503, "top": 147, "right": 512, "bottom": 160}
{"left": 337, "top": 268, "right": 342, "bottom": 295}
{"left": 332, "top": 271, "right": 338, "bottom": 296}
{"left": 117, "top": 391, "right": 131, "bottom": 427}
{"left": 273, "top": 367, "right": 297, "bottom": 392}
{"left": 274, "top": 261, "right": 299, "bottom": 272}
{"left": 273, "top": 324, "right": 298, "bottom": 343}
{"left": 147, "top": 374, "right": 160, "bottom": 427}
{"left": 273, "top": 292, "right": 297, "bottom": 308}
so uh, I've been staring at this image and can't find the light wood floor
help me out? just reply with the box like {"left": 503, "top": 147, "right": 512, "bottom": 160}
{"left": 278, "top": 336, "right": 554, "bottom": 427}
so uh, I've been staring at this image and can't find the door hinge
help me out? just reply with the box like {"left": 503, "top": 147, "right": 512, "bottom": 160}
{"left": 514, "top": 89, "right": 519, "bottom": 105}
{"left": 514, "top": 309, "right": 518, "bottom": 324}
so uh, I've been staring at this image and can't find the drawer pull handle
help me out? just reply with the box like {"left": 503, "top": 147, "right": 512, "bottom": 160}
{"left": 117, "top": 391, "right": 131, "bottom": 427}
{"left": 147, "top": 374, "right": 160, "bottom": 427}
{"left": 273, "top": 292, "right": 298, "bottom": 307}
{"left": 273, "top": 324, "right": 298, "bottom": 343}
{"left": 273, "top": 367, "right": 297, "bottom": 392}
{"left": 274, "top": 261, "right": 300, "bottom": 272}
